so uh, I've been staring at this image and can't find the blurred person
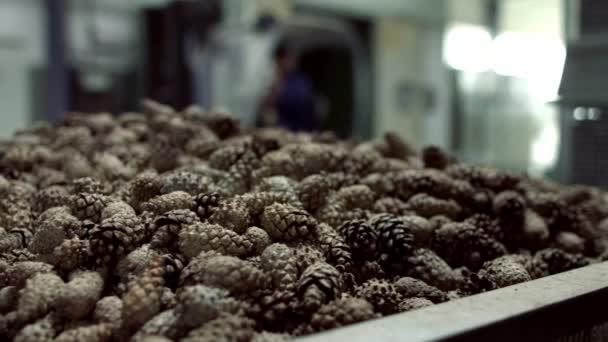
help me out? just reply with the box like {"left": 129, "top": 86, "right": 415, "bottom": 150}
{"left": 258, "top": 40, "right": 318, "bottom": 131}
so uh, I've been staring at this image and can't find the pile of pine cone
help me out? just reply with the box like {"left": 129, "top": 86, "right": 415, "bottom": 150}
{"left": 1, "top": 100, "right": 607, "bottom": 341}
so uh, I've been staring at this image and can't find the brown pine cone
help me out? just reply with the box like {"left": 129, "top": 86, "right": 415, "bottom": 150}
{"left": 393, "top": 277, "right": 447, "bottom": 303}
{"left": 355, "top": 278, "right": 401, "bottom": 315}
{"left": 55, "top": 271, "right": 104, "bottom": 321}
{"left": 202, "top": 111, "right": 240, "bottom": 139}
{"left": 13, "top": 316, "right": 56, "bottom": 342}
{"left": 16, "top": 272, "right": 65, "bottom": 324}
{"left": 181, "top": 255, "right": 268, "bottom": 296}
{"left": 47, "top": 237, "right": 92, "bottom": 271}
{"left": 130, "top": 172, "right": 162, "bottom": 210}
{"left": 405, "top": 248, "right": 457, "bottom": 291}
{"left": 55, "top": 323, "right": 112, "bottom": 342}
{"left": 247, "top": 290, "right": 299, "bottom": 333}
{"left": 178, "top": 222, "right": 253, "bottom": 260}
{"left": 296, "top": 173, "right": 353, "bottom": 211}
{"left": 261, "top": 203, "right": 317, "bottom": 241}
{"left": 422, "top": 145, "right": 450, "bottom": 170}
{"left": 140, "top": 191, "right": 195, "bottom": 215}
{"left": 208, "top": 199, "right": 251, "bottom": 233}
{"left": 535, "top": 248, "right": 589, "bottom": 275}
{"left": 148, "top": 209, "right": 198, "bottom": 250}
{"left": 182, "top": 314, "right": 255, "bottom": 342}
{"left": 306, "top": 297, "right": 376, "bottom": 333}
{"left": 432, "top": 222, "right": 507, "bottom": 270}
{"left": 398, "top": 297, "right": 433, "bottom": 312}
{"left": 314, "top": 223, "right": 353, "bottom": 271}
{"left": 244, "top": 227, "right": 272, "bottom": 255}
{"left": 292, "top": 244, "right": 326, "bottom": 274}
{"left": 88, "top": 213, "right": 143, "bottom": 265}
{"left": 70, "top": 193, "right": 109, "bottom": 222}
{"left": 239, "top": 191, "right": 300, "bottom": 218}
{"left": 0, "top": 228, "right": 32, "bottom": 254}
{"left": 131, "top": 309, "right": 180, "bottom": 341}
{"left": 479, "top": 255, "right": 532, "bottom": 288}
{"left": 121, "top": 256, "right": 167, "bottom": 333}
{"left": 32, "top": 185, "right": 69, "bottom": 214}
{"left": 296, "top": 262, "right": 342, "bottom": 312}
{"left": 260, "top": 243, "right": 299, "bottom": 291}
{"left": 337, "top": 219, "right": 378, "bottom": 260}
{"left": 368, "top": 213, "right": 416, "bottom": 271}
{"left": 175, "top": 285, "right": 236, "bottom": 329}
{"left": 316, "top": 200, "right": 369, "bottom": 229}
{"left": 193, "top": 192, "right": 221, "bottom": 220}
{"left": 406, "top": 193, "right": 461, "bottom": 219}
{"left": 160, "top": 170, "right": 209, "bottom": 195}
{"left": 372, "top": 197, "right": 411, "bottom": 216}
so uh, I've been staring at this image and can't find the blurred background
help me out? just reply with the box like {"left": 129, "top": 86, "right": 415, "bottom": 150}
{"left": 0, "top": 0, "right": 604, "bottom": 186}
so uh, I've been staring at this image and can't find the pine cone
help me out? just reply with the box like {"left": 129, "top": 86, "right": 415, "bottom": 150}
{"left": 148, "top": 209, "right": 198, "bottom": 249}
{"left": 406, "top": 193, "right": 461, "bottom": 219}
{"left": 293, "top": 244, "right": 326, "bottom": 274}
{"left": 208, "top": 199, "right": 251, "bottom": 233}
{"left": 239, "top": 191, "right": 300, "bottom": 217}
{"left": 405, "top": 248, "right": 457, "bottom": 291}
{"left": 180, "top": 255, "right": 268, "bottom": 296}
{"left": 160, "top": 170, "right": 209, "bottom": 195}
{"left": 355, "top": 278, "right": 401, "bottom": 315}
{"left": 121, "top": 256, "right": 167, "bottom": 333}
{"left": 393, "top": 277, "right": 447, "bottom": 303}
{"left": 54, "top": 324, "right": 112, "bottom": 342}
{"left": 32, "top": 185, "right": 69, "bottom": 214}
{"left": 296, "top": 173, "right": 352, "bottom": 211}
{"left": 202, "top": 111, "right": 240, "bottom": 139}
{"left": 422, "top": 145, "right": 450, "bottom": 170}
{"left": 140, "top": 191, "right": 194, "bottom": 215}
{"left": 397, "top": 297, "right": 433, "bottom": 312}
{"left": 535, "top": 248, "right": 589, "bottom": 275}
{"left": 261, "top": 203, "right": 317, "bottom": 241}
{"left": 175, "top": 285, "right": 234, "bottom": 329}
{"left": 479, "top": 255, "right": 532, "bottom": 288}
{"left": 178, "top": 222, "right": 253, "bottom": 259}
{"left": 297, "top": 262, "right": 342, "bottom": 312}
{"left": 182, "top": 314, "right": 255, "bottom": 342}
{"left": 247, "top": 290, "right": 299, "bottom": 332}
{"left": 88, "top": 213, "right": 143, "bottom": 265}
{"left": 337, "top": 219, "right": 378, "bottom": 260}
{"left": 260, "top": 244, "right": 299, "bottom": 291}
{"left": 55, "top": 271, "right": 104, "bottom": 321}
{"left": 13, "top": 316, "right": 55, "bottom": 342}
{"left": 130, "top": 172, "right": 162, "bottom": 210}
{"left": 306, "top": 297, "right": 376, "bottom": 333}
{"left": 368, "top": 214, "right": 416, "bottom": 271}
{"left": 193, "top": 192, "right": 221, "bottom": 220}
{"left": 315, "top": 223, "right": 353, "bottom": 271}
{"left": 432, "top": 222, "right": 507, "bottom": 270}
{"left": 70, "top": 193, "right": 109, "bottom": 222}
{"left": 372, "top": 197, "right": 411, "bottom": 216}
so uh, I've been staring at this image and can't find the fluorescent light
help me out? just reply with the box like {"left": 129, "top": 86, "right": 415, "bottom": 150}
{"left": 443, "top": 24, "right": 492, "bottom": 72}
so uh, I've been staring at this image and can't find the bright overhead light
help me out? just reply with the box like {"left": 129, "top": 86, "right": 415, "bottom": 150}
{"left": 443, "top": 24, "right": 492, "bottom": 72}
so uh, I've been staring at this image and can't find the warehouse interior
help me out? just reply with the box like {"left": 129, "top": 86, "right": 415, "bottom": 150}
{"left": 0, "top": 0, "right": 581, "bottom": 180}
{"left": 3, "top": 1, "right": 608, "bottom": 341}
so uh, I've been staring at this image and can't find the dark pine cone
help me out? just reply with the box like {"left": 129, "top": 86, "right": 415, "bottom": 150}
{"left": 247, "top": 290, "right": 300, "bottom": 333}
{"left": 193, "top": 192, "right": 221, "bottom": 220}
{"left": 296, "top": 262, "right": 343, "bottom": 312}
{"left": 368, "top": 214, "right": 416, "bottom": 272}
{"left": 422, "top": 145, "right": 450, "bottom": 170}
{"left": 432, "top": 222, "right": 507, "bottom": 270}
{"left": 535, "top": 248, "right": 590, "bottom": 275}
{"left": 337, "top": 219, "right": 378, "bottom": 260}
{"left": 88, "top": 215, "right": 142, "bottom": 265}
